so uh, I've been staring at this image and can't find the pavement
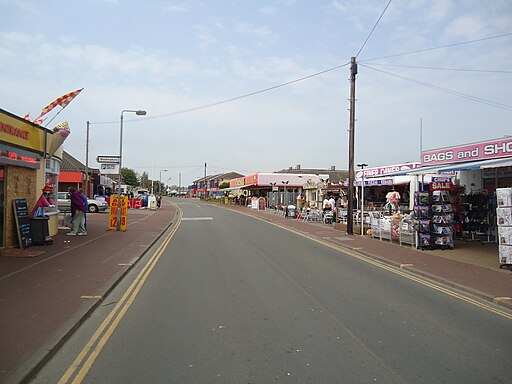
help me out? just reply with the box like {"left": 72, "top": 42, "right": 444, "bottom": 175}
{"left": 1, "top": 198, "right": 511, "bottom": 384}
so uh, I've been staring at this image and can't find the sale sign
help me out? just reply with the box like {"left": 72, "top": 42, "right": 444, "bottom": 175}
{"left": 108, "top": 196, "right": 128, "bottom": 231}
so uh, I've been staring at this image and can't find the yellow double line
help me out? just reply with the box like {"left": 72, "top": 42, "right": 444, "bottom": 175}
{"left": 240, "top": 209, "right": 512, "bottom": 321}
{"left": 59, "top": 210, "right": 182, "bottom": 384}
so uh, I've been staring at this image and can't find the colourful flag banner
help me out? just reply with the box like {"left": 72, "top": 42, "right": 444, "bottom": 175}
{"left": 36, "top": 88, "right": 83, "bottom": 120}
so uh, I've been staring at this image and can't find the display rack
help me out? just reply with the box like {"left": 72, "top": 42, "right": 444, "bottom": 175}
{"left": 496, "top": 188, "right": 512, "bottom": 269}
{"left": 414, "top": 191, "right": 433, "bottom": 250}
{"left": 431, "top": 190, "right": 454, "bottom": 249}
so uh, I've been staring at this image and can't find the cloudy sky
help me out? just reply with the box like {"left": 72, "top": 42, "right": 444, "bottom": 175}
{"left": 1, "top": 0, "right": 511, "bottom": 187}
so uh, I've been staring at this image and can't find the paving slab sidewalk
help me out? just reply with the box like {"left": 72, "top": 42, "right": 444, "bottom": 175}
{"left": 0, "top": 203, "right": 176, "bottom": 384}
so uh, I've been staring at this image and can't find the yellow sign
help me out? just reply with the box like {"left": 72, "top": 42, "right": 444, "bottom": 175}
{"left": 108, "top": 196, "right": 128, "bottom": 231}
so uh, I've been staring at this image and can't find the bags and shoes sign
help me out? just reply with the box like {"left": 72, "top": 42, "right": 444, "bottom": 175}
{"left": 421, "top": 137, "right": 512, "bottom": 166}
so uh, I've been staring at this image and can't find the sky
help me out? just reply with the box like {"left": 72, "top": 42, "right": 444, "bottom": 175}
{"left": 1, "top": 0, "right": 511, "bottom": 188}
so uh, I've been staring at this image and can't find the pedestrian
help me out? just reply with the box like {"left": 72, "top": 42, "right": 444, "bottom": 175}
{"left": 329, "top": 195, "right": 336, "bottom": 221}
{"left": 322, "top": 195, "right": 331, "bottom": 213}
{"left": 67, "top": 187, "right": 87, "bottom": 236}
{"left": 79, "top": 188, "right": 88, "bottom": 230}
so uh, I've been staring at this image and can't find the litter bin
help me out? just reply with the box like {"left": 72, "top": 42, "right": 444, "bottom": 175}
{"left": 286, "top": 205, "right": 296, "bottom": 218}
{"left": 30, "top": 216, "right": 53, "bottom": 245}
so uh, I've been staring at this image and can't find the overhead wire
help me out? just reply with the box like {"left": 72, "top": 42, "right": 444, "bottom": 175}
{"left": 359, "top": 33, "right": 512, "bottom": 62}
{"left": 355, "top": 0, "right": 392, "bottom": 58}
{"left": 361, "top": 62, "right": 512, "bottom": 74}
{"left": 360, "top": 63, "right": 512, "bottom": 111}
{"left": 90, "top": 62, "right": 350, "bottom": 125}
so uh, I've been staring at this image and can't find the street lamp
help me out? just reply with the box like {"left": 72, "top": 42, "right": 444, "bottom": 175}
{"left": 281, "top": 180, "right": 289, "bottom": 205}
{"left": 357, "top": 163, "right": 368, "bottom": 236}
{"left": 159, "top": 169, "right": 168, "bottom": 194}
{"left": 117, "top": 109, "right": 146, "bottom": 231}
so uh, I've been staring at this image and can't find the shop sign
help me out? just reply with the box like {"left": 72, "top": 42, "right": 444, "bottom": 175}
{"left": 422, "top": 137, "right": 512, "bottom": 166}
{"left": 356, "top": 162, "right": 420, "bottom": 178}
{"left": 430, "top": 177, "right": 454, "bottom": 190}
{"left": 0, "top": 112, "right": 45, "bottom": 151}
{"left": 350, "top": 178, "right": 394, "bottom": 187}
{"left": 0, "top": 143, "right": 41, "bottom": 169}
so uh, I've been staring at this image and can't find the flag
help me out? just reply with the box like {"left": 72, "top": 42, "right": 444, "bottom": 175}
{"left": 36, "top": 88, "right": 83, "bottom": 120}
{"left": 22, "top": 113, "right": 44, "bottom": 125}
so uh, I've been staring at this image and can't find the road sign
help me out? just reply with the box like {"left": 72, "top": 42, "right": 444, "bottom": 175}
{"left": 100, "top": 163, "right": 120, "bottom": 174}
{"left": 96, "top": 155, "right": 120, "bottom": 163}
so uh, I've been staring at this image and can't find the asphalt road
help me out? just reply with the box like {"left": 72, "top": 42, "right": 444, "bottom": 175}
{"left": 33, "top": 199, "right": 512, "bottom": 384}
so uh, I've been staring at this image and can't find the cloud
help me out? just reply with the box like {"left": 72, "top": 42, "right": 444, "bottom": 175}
{"left": 331, "top": 1, "right": 347, "bottom": 13}
{"left": 261, "top": 6, "right": 277, "bottom": 15}
{"left": 444, "top": 15, "right": 488, "bottom": 39}
{"left": 163, "top": 4, "right": 188, "bottom": 13}
{"left": 235, "top": 22, "right": 278, "bottom": 44}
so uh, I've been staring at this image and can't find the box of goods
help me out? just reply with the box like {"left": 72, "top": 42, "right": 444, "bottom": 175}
{"left": 497, "top": 207, "right": 512, "bottom": 227}
{"left": 418, "top": 233, "right": 432, "bottom": 248}
{"left": 496, "top": 188, "right": 512, "bottom": 208}
{"left": 414, "top": 192, "right": 430, "bottom": 206}
{"left": 432, "top": 204, "right": 452, "bottom": 213}
{"left": 432, "top": 190, "right": 450, "bottom": 203}
{"left": 432, "top": 214, "right": 453, "bottom": 224}
{"left": 434, "top": 235, "right": 453, "bottom": 247}
{"left": 433, "top": 225, "right": 453, "bottom": 235}
{"left": 414, "top": 206, "right": 430, "bottom": 219}
{"left": 498, "top": 226, "right": 512, "bottom": 245}
{"left": 499, "top": 244, "right": 512, "bottom": 265}
{"left": 417, "top": 219, "right": 431, "bottom": 232}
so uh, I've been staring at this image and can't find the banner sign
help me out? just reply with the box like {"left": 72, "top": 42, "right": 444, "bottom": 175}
{"left": 354, "top": 178, "right": 394, "bottom": 187}
{"left": 421, "top": 137, "right": 512, "bottom": 166}
{"left": 108, "top": 195, "right": 128, "bottom": 231}
{"left": 356, "top": 162, "right": 420, "bottom": 179}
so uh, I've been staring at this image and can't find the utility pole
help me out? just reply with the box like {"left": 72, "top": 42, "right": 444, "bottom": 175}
{"left": 347, "top": 57, "right": 357, "bottom": 235}
{"left": 204, "top": 162, "right": 207, "bottom": 199}
{"left": 85, "top": 121, "right": 90, "bottom": 198}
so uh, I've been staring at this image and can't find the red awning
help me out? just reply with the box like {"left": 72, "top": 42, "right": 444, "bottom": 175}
{"left": 59, "top": 171, "right": 83, "bottom": 183}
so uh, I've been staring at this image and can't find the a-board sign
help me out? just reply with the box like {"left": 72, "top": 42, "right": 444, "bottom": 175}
{"left": 13, "top": 199, "right": 32, "bottom": 248}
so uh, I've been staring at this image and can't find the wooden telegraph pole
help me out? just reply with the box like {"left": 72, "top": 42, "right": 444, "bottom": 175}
{"left": 347, "top": 57, "right": 357, "bottom": 235}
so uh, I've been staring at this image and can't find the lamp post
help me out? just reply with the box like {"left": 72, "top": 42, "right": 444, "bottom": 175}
{"left": 159, "top": 169, "right": 168, "bottom": 194}
{"left": 117, "top": 109, "right": 146, "bottom": 231}
{"left": 281, "top": 180, "right": 289, "bottom": 206}
{"left": 270, "top": 182, "right": 277, "bottom": 207}
{"left": 357, "top": 163, "right": 368, "bottom": 236}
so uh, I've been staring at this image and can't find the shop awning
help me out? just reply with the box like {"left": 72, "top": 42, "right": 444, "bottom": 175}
{"left": 59, "top": 171, "right": 83, "bottom": 183}
{"left": 408, "top": 157, "right": 512, "bottom": 175}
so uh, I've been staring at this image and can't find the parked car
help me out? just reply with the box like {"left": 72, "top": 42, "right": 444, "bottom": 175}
{"left": 57, "top": 192, "right": 109, "bottom": 213}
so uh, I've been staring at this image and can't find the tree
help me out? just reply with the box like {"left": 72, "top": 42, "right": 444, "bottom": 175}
{"left": 140, "top": 172, "right": 149, "bottom": 189}
{"left": 121, "top": 167, "right": 138, "bottom": 187}
{"left": 219, "top": 181, "right": 230, "bottom": 189}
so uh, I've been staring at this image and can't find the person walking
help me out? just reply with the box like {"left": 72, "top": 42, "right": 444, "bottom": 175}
{"left": 80, "top": 188, "right": 88, "bottom": 230}
{"left": 67, "top": 187, "right": 87, "bottom": 236}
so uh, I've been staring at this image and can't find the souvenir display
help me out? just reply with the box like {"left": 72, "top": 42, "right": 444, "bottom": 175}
{"left": 496, "top": 188, "right": 512, "bottom": 269}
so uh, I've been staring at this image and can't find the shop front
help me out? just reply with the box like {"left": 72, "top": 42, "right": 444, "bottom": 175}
{"left": 367, "top": 137, "right": 511, "bottom": 267}
{"left": 0, "top": 109, "right": 68, "bottom": 248}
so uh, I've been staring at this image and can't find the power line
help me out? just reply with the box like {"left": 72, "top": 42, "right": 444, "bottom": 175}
{"left": 360, "top": 32, "right": 512, "bottom": 62}
{"left": 363, "top": 62, "right": 512, "bottom": 74}
{"left": 355, "top": 0, "right": 392, "bottom": 58}
{"left": 90, "top": 62, "right": 350, "bottom": 125}
{"left": 360, "top": 63, "right": 512, "bottom": 111}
